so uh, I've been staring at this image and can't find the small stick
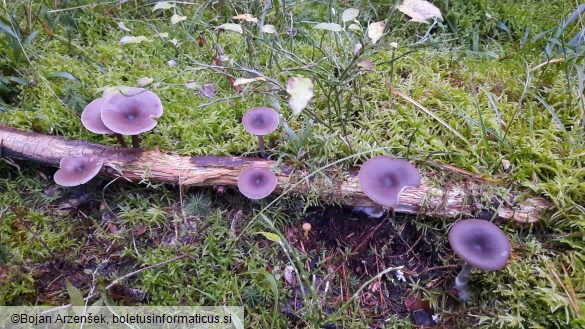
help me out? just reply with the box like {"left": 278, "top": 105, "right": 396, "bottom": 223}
{"left": 105, "top": 255, "right": 186, "bottom": 290}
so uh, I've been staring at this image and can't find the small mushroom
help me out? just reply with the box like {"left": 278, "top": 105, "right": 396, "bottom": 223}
{"left": 100, "top": 87, "right": 164, "bottom": 148}
{"left": 81, "top": 96, "right": 128, "bottom": 147}
{"left": 242, "top": 107, "right": 279, "bottom": 158}
{"left": 54, "top": 156, "right": 104, "bottom": 187}
{"left": 358, "top": 156, "right": 421, "bottom": 208}
{"left": 302, "top": 223, "right": 312, "bottom": 237}
{"left": 237, "top": 167, "right": 277, "bottom": 200}
{"left": 448, "top": 219, "right": 511, "bottom": 302}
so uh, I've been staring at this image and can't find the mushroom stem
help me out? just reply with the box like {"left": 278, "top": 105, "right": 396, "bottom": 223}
{"left": 131, "top": 135, "right": 141, "bottom": 149}
{"left": 257, "top": 135, "right": 266, "bottom": 158}
{"left": 454, "top": 262, "right": 473, "bottom": 302}
{"left": 114, "top": 134, "right": 128, "bottom": 148}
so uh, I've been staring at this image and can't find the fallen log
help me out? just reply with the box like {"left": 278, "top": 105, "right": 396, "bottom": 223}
{"left": 0, "top": 125, "right": 552, "bottom": 224}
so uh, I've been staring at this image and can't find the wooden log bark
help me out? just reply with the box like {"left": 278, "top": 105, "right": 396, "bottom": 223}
{"left": 0, "top": 125, "right": 552, "bottom": 224}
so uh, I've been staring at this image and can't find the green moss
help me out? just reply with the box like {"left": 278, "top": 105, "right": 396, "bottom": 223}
{"left": 1, "top": 0, "right": 584, "bottom": 327}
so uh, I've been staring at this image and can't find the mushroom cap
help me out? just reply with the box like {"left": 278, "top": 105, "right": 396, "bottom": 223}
{"left": 242, "top": 107, "right": 279, "bottom": 136}
{"left": 358, "top": 156, "right": 421, "bottom": 208}
{"left": 100, "top": 87, "right": 163, "bottom": 135}
{"left": 237, "top": 167, "right": 277, "bottom": 200}
{"left": 81, "top": 97, "right": 114, "bottom": 134}
{"left": 448, "top": 219, "right": 511, "bottom": 270}
{"left": 54, "top": 156, "right": 104, "bottom": 187}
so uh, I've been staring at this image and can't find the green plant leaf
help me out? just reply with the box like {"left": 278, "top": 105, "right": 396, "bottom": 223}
{"left": 261, "top": 270, "right": 279, "bottom": 327}
{"left": 65, "top": 278, "right": 84, "bottom": 306}
{"left": 23, "top": 29, "right": 40, "bottom": 46}
{"left": 257, "top": 231, "right": 281, "bottom": 242}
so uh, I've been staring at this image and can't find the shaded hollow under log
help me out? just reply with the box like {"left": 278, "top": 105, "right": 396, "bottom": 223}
{"left": 0, "top": 125, "right": 552, "bottom": 224}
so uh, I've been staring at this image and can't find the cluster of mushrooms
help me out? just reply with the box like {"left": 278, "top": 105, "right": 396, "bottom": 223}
{"left": 53, "top": 97, "right": 511, "bottom": 302}
{"left": 53, "top": 87, "right": 163, "bottom": 186}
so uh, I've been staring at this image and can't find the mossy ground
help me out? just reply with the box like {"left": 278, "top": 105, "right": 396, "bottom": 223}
{"left": 1, "top": 0, "right": 584, "bottom": 328}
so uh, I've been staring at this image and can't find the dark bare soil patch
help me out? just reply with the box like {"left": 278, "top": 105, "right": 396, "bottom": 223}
{"left": 283, "top": 206, "right": 457, "bottom": 327}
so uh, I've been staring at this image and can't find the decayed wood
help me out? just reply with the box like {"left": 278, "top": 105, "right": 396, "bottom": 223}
{"left": 0, "top": 125, "right": 552, "bottom": 224}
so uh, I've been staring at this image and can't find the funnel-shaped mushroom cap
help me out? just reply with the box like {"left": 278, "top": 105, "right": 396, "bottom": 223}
{"left": 358, "top": 156, "right": 421, "bottom": 208}
{"left": 54, "top": 156, "right": 104, "bottom": 187}
{"left": 100, "top": 87, "right": 163, "bottom": 135}
{"left": 81, "top": 97, "right": 114, "bottom": 134}
{"left": 237, "top": 167, "right": 277, "bottom": 200}
{"left": 448, "top": 219, "right": 511, "bottom": 270}
{"left": 242, "top": 107, "right": 279, "bottom": 136}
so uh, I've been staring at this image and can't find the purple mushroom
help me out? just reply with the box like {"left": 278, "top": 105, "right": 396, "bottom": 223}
{"left": 100, "top": 87, "right": 164, "bottom": 148}
{"left": 81, "top": 96, "right": 127, "bottom": 147}
{"left": 242, "top": 107, "right": 279, "bottom": 158}
{"left": 448, "top": 219, "right": 511, "bottom": 301}
{"left": 358, "top": 156, "right": 421, "bottom": 208}
{"left": 54, "top": 156, "right": 104, "bottom": 187}
{"left": 237, "top": 167, "right": 277, "bottom": 200}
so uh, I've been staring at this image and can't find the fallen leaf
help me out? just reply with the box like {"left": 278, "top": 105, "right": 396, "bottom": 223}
{"left": 284, "top": 265, "right": 296, "bottom": 285}
{"left": 262, "top": 24, "right": 276, "bottom": 34}
{"left": 117, "top": 22, "right": 131, "bottom": 32}
{"left": 217, "top": 23, "right": 243, "bottom": 34}
{"left": 367, "top": 21, "right": 385, "bottom": 44}
{"left": 152, "top": 1, "right": 174, "bottom": 11}
{"left": 200, "top": 84, "right": 215, "bottom": 98}
{"left": 137, "top": 77, "right": 153, "bottom": 86}
{"left": 357, "top": 60, "right": 374, "bottom": 70}
{"left": 287, "top": 77, "right": 314, "bottom": 116}
{"left": 342, "top": 8, "right": 359, "bottom": 22}
{"left": 185, "top": 81, "right": 200, "bottom": 89}
{"left": 347, "top": 23, "right": 361, "bottom": 31}
{"left": 232, "top": 13, "right": 258, "bottom": 22}
{"left": 134, "top": 225, "right": 148, "bottom": 236}
{"left": 398, "top": 0, "right": 443, "bottom": 24}
{"left": 314, "top": 22, "right": 343, "bottom": 32}
{"left": 171, "top": 14, "right": 187, "bottom": 24}
{"left": 119, "top": 35, "right": 150, "bottom": 45}
{"left": 233, "top": 77, "right": 266, "bottom": 86}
